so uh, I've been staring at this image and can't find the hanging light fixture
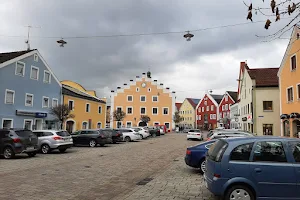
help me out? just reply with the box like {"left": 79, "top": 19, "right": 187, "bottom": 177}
{"left": 183, "top": 31, "right": 194, "bottom": 41}
{"left": 57, "top": 38, "right": 67, "bottom": 47}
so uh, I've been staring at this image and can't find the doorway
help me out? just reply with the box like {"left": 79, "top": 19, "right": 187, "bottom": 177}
{"left": 66, "top": 120, "right": 75, "bottom": 133}
{"left": 35, "top": 119, "right": 43, "bottom": 130}
{"left": 293, "top": 120, "right": 300, "bottom": 138}
{"left": 24, "top": 119, "right": 33, "bottom": 130}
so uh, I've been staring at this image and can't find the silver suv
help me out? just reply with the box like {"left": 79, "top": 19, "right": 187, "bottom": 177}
{"left": 32, "top": 130, "right": 73, "bottom": 154}
{"left": 207, "top": 130, "right": 254, "bottom": 141}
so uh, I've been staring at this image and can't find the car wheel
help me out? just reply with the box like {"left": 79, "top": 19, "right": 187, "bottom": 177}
{"left": 199, "top": 159, "right": 206, "bottom": 175}
{"left": 3, "top": 147, "right": 15, "bottom": 159}
{"left": 113, "top": 140, "right": 117, "bottom": 144}
{"left": 41, "top": 144, "right": 51, "bottom": 154}
{"left": 27, "top": 152, "right": 37, "bottom": 157}
{"left": 89, "top": 139, "right": 97, "bottom": 147}
{"left": 100, "top": 143, "right": 105, "bottom": 147}
{"left": 59, "top": 148, "right": 67, "bottom": 153}
{"left": 125, "top": 136, "right": 131, "bottom": 142}
{"left": 224, "top": 185, "right": 255, "bottom": 200}
{"left": 187, "top": 138, "right": 190, "bottom": 140}
{"left": 152, "top": 133, "right": 157, "bottom": 138}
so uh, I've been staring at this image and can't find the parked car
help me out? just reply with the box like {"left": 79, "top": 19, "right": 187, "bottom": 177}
{"left": 204, "top": 136, "right": 300, "bottom": 200}
{"left": 185, "top": 140, "right": 216, "bottom": 174}
{"left": 155, "top": 125, "right": 167, "bottom": 135}
{"left": 132, "top": 127, "right": 150, "bottom": 139}
{"left": 187, "top": 129, "right": 203, "bottom": 141}
{"left": 0, "top": 128, "right": 38, "bottom": 159}
{"left": 206, "top": 130, "right": 254, "bottom": 141}
{"left": 147, "top": 126, "right": 161, "bottom": 137}
{"left": 183, "top": 129, "right": 191, "bottom": 133}
{"left": 32, "top": 130, "right": 73, "bottom": 154}
{"left": 71, "top": 129, "right": 112, "bottom": 147}
{"left": 116, "top": 128, "right": 142, "bottom": 142}
{"left": 101, "top": 129, "right": 122, "bottom": 144}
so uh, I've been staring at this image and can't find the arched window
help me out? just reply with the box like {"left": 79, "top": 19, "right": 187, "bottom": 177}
{"left": 97, "top": 122, "right": 102, "bottom": 129}
{"left": 82, "top": 121, "right": 88, "bottom": 129}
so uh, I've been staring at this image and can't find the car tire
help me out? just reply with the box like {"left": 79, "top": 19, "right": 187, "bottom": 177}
{"left": 59, "top": 148, "right": 67, "bottom": 153}
{"left": 89, "top": 139, "right": 97, "bottom": 147}
{"left": 152, "top": 133, "right": 157, "bottom": 138}
{"left": 41, "top": 144, "right": 51, "bottom": 154}
{"left": 3, "top": 147, "right": 15, "bottom": 159}
{"left": 113, "top": 140, "right": 117, "bottom": 144}
{"left": 224, "top": 185, "right": 255, "bottom": 200}
{"left": 187, "top": 138, "right": 190, "bottom": 140}
{"left": 27, "top": 152, "right": 37, "bottom": 157}
{"left": 199, "top": 159, "right": 206, "bottom": 175}
{"left": 100, "top": 143, "right": 105, "bottom": 147}
{"left": 125, "top": 136, "right": 131, "bottom": 142}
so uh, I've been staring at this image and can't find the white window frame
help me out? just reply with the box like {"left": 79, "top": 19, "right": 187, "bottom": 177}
{"left": 116, "top": 121, "right": 123, "bottom": 128}
{"left": 297, "top": 83, "right": 300, "bottom": 100}
{"left": 1, "top": 118, "right": 14, "bottom": 129}
{"left": 290, "top": 54, "right": 297, "bottom": 71}
{"left": 23, "top": 119, "right": 33, "bottom": 130}
{"left": 126, "top": 106, "right": 133, "bottom": 115}
{"left": 152, "top": 96, "right": 158, "bottom": 102}
{"left": 140, "top": 95, "right": 146, "bottom": 102}
{"left": 68, "top": 100, "right": 74, "bottom": 110}
{"left": 82, "top": 121, "right": 88, "bottom": 129}
{"left": 225, "top": 95, "right": 228, "bottom": 101}
{"left": 42, "top": 96, "right": 49, "bottom": 108}
{"left": 152, "top": 107, "right": 158, "bottom": 115}
{"left": 34, "top": 54, "right": 39, "bottom": 62}
{"left": 202, "top": 107, "right": 204, "bottom": 112}
{"left": 126, "top": 121, "right": 132, "bottom": 128}
{"left": 52, "top": 98, "right": 58, "bottom": 108}
{"left": 96, "top": 122, "right": 102, "bottom": 129}
{"left": 206, "top": 106, "right": 209, "bottom": 111}
{"left": 286, "top": 86, "right": 294, "bottom": 103}
{"left": 211, "top": 105, "right": 214, "bottom": 111}
{"left": 5, "top": 89, "right": 15, "bottom": 104}
{"left": 222, "top": 105, "right": 225, "bottom": 111}
{"left": 163, "top": 107, "right": 169, "bottom": 115}
{"left": 25, "top": 93, "right": 34, "bottom": 107}
{"left": 225, "top": 104, "right": 228, "bottom": 110}
{"left": 127, "top": 95, "right": 133, "bottom": 102}
{"left": 86, "top": 103, "right": 91, "bottom": 113}
{"left": 43, "top": 70, "right": 51, "bottom": 83}
{"left": 164, "top": 122, "right": 170, "bottom": 129}
{"left": 136, "top": 87, "right": 140, "bottom": 92}
{"left": 15, "top": 61, "right": 25, "bottom": 77}
{"left": 98, "top": 105, "right": 102, "bottom": 114}
{"left": 30, "top": 66, "right": 39, "bottom": 80}
{"left": 153, "top": 122, "right": 160, "bottom": 126}
{"left": 116, "top": 106, "right": 122, "bottom": 112}
{"left": 199, "top": 115, "right": 202, "bottom": 120}
{"left": 140, "top": 107, "right": 146, "bottom": 115}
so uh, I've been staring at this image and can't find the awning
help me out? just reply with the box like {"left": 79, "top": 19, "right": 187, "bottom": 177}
{"left": 290, "top": 113, "right": 300, "bottom": 119}
{"left": 280, "top": 114, "right": 290, "bottom": 119}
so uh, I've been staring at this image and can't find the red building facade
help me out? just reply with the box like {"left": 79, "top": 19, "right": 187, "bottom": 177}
{"left": 196, "top": 93, "right": 223, "bottom": 130}
{"left": 218, "top": 91, "right": 237, "bottom": 129}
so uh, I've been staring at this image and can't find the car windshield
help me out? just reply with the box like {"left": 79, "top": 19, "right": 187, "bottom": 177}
{"left": 133, "top": 128, "right": 140, "bottom": 132}
{"left": 207, "top": 140, "right": 228, "bottom": 162}
{"left": 15, "top": 130, "right": 34, "bottom": 137}
{"left": 56, "top": 131, "right": 70, "bottom": 136}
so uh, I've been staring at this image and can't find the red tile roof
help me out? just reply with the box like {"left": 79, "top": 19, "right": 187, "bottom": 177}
{"left": 175, "top": 103, "right": 182, "bottom": 111}
{"left": 248, "top": 68, "right": 279, "bottom": 87}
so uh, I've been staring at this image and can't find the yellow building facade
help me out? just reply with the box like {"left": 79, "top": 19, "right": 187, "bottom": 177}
{"left": 110, "top": 72, "right": 176, "bottom": 130}
{"left": 61, "top": 80, "right": 106, "bottom": 133}
{"left": 278, "top": 25, "right": 300, "bottom": 137}
{"left": 179, "top": 98, "right": 200, "bottom": 128}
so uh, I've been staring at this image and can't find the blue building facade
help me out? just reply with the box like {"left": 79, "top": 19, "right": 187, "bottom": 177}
{"left": 0, "top": 49, "right": 62, "bottom": 130}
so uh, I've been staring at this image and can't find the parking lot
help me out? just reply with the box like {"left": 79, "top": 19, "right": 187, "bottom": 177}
{"left": 0, "top": 133, "right": 215, "bottom": 200}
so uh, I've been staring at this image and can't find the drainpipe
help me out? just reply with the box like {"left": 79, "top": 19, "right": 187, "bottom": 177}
{"left": 251, "top": 86, "right": 255, "bottom": 134}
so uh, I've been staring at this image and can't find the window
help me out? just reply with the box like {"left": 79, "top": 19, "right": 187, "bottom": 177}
{"left": 25, "top": 93, "right": 33, "bottom": 106}
{"left": 117, "top": 107, "right": 122, "bottom": 112}
{"left": 140, "top": 95, "right": 146, "bottom": 102}
{"left": 42, "top": 97, "right": 49, "bottom": 108}
{"left": 152, "top": 107, "right": 158, "bottom": 115}
{"left": 263, "top": 124, "right": 273, "bottom": 135}
{"left": 2, "top": 119, "right": 13, "bottom": 129}
{"left": 68, "top": 100, "right": 74, "bottom": 110}
{"left": 5, "top": 89, "right": 15, "bottom": 104}
{"left": 127, "top": 95, "right": 133, "bottom": 102}
{"left": 222, "top": 105, "right": 224, "bottom": 111}
{"left": 34, "top": 54, "right": 39, "bottom": 62}
{"left": 225, "top": 104, "right": 228, "bottom": 110}
{"left": 152, "top": 96, "right": 158, "bottom": 102}
{"left": 126, "top": 122, "right": 132, "bottom": 128}
{"left": 263, "top": 101, "right": 273, "bottom": 111}
{"left": 211, "top": 105, "right": 214, "bottom": 111}
{"left": 253, "top": 141, "right": 287, "bottom": 162}
{"left": 141, "top": 107, "right": 146, "bottom": 114}
{"left": 289, "top": 142, "right": 300, "bottom": 162}
{"left": 136, "top": 87, "right": 140, "bottom": 92}
{"left": 24, "top": 120, "right": 33, "bottom": 130}
{"left": 291, "top": 55, "right": 297, "bottom": 71}
{"left": 225, "top": 95, "right": 228, "bottom": 101}
{"left": 127, "top": 107, "right": 133, "bottom": 114}
{"left": 206, "top": 106, "right": 209, "bottom": 111}
{"left": 230, "top": 143, "right": 254, "bottom": 161}
{"left": 98, "top": 106, "right": 102, "bottom": 114}
{"left": 15, "top": 62, "right": 25, "bottom": 76}
{"left": 164, "top": 122, "right": 170, "bottom": 129}
{"left": 202, "top": 107, "right": 204, "bottom": 112}
{"left": 227, "top": 111, "right": 230, "bottom": 117}
{"left": 298, "top": 84, "right": 300, "bottom": 100}
{"left": 52, "top": 98, "right": 58, "bottom": 108}
{"left": 97, "top": 122, "right": 102, "bottom": 129}
{"left": 207, "top": 140, "right": 228, "bottom": 162}
{"left": 204, "top": 101, "right": 207, "bottom": 105}
{"left": 30, "top": 66, "right": 39, "bottom": 80}
{"left": 287, "top": 87, "right": 294, "bottom": 102}
{"left": 148, "top": 88, "right": 151, "bottom": 92}
{"left": 163, "top": 107, "right": 169, "bottom": 115}
{"left": 86, "top": 104, "right": 90, "bottom": 112}
{"left": 82, "top": 122, "right": 88, "bottom": 129}
{"left": 44, "top": 71, "right": 51, "bottom": 83}
{"left": 198, "top": 107, "right": 201, "bottom": 112}
{"left": 199, "top": 115, "right": 201, "bottom": 120}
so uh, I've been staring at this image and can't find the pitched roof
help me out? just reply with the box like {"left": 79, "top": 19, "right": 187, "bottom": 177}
{"left": 186, "top": 98, "right": 201, "bottom": 108}
{"left": 175, "top": 103, "right": 182, "bottom": 110}
{"left": 0, "top": 49, "right": 35, "bottom": 64}
{"left": 210, "top": 94, "right": 223, "bottom": 104}
{"left": 248, "top": 68, "right": 279, "bottom": 87}
{"left": 62, "top": 84, "right": 106, "bottom": 104}
{"left": 227, "top": 91, "right": 238, "bottom": 102}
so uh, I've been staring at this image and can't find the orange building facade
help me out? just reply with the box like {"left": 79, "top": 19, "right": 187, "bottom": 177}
{"left": 278, "top": 25, "right": 300, "bottom": 137}
{"left": 110, "top": 72, "right": 176, "bottom": 130}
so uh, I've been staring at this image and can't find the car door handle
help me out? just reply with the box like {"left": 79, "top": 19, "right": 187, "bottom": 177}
{"left": 254, "top": 168, "right": 262, "bottom": 173}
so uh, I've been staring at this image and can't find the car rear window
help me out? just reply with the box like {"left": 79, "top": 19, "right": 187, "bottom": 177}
{"left": 56, "top": 131, "right": 70, "bottom": 136}
{"left": 15, "top": 130, "right": 34, "bottom": 137}
{"left": 133, "top": 128, "right": 140, "bottom": 132}
{"left": 207, "top": 140, "right": 228, "bottom": 162}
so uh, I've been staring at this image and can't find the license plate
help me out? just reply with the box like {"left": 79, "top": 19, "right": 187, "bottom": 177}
{"left": 26, "top": 146, "right": 35, "bottom": 151}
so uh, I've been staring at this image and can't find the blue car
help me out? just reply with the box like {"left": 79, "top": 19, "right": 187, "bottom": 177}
{"left": 204, "top": 136, "right": 300, "bottom": 200}
{"left": 185, "top": 140, "right": 216, "bottom": 174}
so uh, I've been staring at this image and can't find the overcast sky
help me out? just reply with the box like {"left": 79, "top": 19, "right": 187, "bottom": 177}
{"left": 0, "top": 0, "right": 292, "bottom": 102}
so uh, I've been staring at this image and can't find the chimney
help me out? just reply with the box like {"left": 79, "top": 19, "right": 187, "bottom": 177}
{"left": 124, "top": 83, "right": 127, "bottom": 86}
{"left": 111, "top": 90, "right": 115, "bottom": 93}
{"left": 142, "top": 73, "right": 146, "bottom": 78}
{"left": 117, "top": 87, "right": 121, "bottom": 89}
{"left": 136, "top": 76, "right": 140, "bottom": 78}
{"left": 160, "top": 83, "right": 163, "bottom": 86}
{"left": 166, "top": 87, "right": 170, "bottom": 90}
{"left": 130, "top": 79, "right": 133, "bottom": 82}
{"left": 154, "top": 80, "right": 157, "bottom": 82}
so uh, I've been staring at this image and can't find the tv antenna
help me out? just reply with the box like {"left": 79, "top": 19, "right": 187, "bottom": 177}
{"left": 24, "top": 25, "right": 41, "bottom": 50}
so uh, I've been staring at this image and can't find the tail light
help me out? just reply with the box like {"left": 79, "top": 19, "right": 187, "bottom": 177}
{"left": 207, "top": 137, "right": 211, "bottom": 141}
{"left": 116, "top": 133, "right": 120, "bottom": 137}
{"left": 197, "top": 134, "right": 201, "bottom": 136}
{"left": 53, "top": 136, "right": 63, "bottom": 140}
{"left": 214, "top": 174, "right": 221, "bottom": 178}
{"left": 13, "top": 138, "right": 21, "bottom": 143}
{"left": 186, "top": 150, "right": 191, "bottom": 155}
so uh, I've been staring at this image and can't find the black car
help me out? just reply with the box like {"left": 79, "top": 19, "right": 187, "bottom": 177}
{"left": 0, "top": 128, "right": 38, "bottom": 159}
{"left": 147, "top": 126, "right": 161, "bottom": 137}
{"left": 71, "top": 129, "right": 112, "bottom": 147}
{"left": 100, "top": 128, "right": 122, "bottom": 144}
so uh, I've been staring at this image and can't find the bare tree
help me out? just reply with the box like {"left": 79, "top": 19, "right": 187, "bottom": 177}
{"left": 173, "top": 111, "right": 184, "bottom": 125}
{"left": 245, "top": 0, "right": 300, "bottom": 39}
{"left": 140, "top": 115, "right": 151, "bottom": 125}
{"left": 49, "top": 104, "right": 75, "bottom": 129}
{"left": 113, "top": 109, "right": 126, "bottom": 128}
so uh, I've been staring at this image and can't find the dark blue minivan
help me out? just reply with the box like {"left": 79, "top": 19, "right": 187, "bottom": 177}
{"left": 204, "top": 136, "right": 300, "bottom": 200}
